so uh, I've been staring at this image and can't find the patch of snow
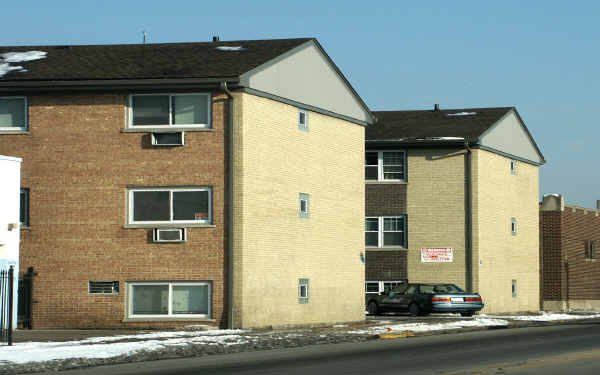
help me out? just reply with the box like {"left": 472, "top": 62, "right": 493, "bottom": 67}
{"left": 0, "top": 51, "right": 47, "bottom": 63}
{"left": 350, "top": 317, "right": 508, "bottom": 335}
{"left": 0, "top": 330, "right": 250, "bottom": 364}
{"left": 216, "top": 46, "right": 245, "bottom": 51}
{"left": 333, "top": 324, "right": 348, "bottom": 328}
{"left": 446, "top": 112, "right": 478, "bottom": 117}
{"left": 0, "top": 50, "right": 47, "bottom": 78}
{"left": 481, "top": 312, "right": 600, "bottom": 321}
{"left": 430, "top": 137, "right": 465, "bottom": 141}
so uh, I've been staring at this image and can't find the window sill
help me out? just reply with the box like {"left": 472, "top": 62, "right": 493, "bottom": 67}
{"left": 365, "top": 246, "right": 407, "bottom": 251}
{"left": 123, "top": 224, "right": 216, "bottom": 229}
{"left": 121, "top": 127, "right": 213, "bottom": 133}
{"left": 123, "top": 317, "right": 215, "bottom": 322}
{"left": 366, "top": 181, "right": 407, "bottom": 185}
{"left": 0, "top": 130, "right": 29, "bottom": 135}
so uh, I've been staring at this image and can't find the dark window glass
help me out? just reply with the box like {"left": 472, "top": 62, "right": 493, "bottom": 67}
{"left": 172, "top": 285, "right": 209, "bottom": 314}
{"left": 20, "top": 188, "right": 29, "bottom": 226}
{"left": 132, "top": 285, "right": 169, "bottom": 315}
{"left": 383, "top": 152, "right": 404, "bottom": 180}
{"left": 133, "top": 191, "right": 170, "bottom": 222}
{"left": 173, "top": 95, "right": 209, "bottom": 125}
{"left": 132, "top": 96, "right": 170, "bottom": 125}
{"left": 173, "top": 191, "right": 209, "bottom": 221}
{"left": 366, "top": 283, "right": 380, "bottom": 293}
{"left": 0, "top": 98, "right": 25, "bottom": 128}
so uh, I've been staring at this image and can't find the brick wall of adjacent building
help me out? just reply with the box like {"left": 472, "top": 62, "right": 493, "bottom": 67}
{"left": 541, "top": 204, "right": 600, "bottom": 310}
{"left": 365, "top": 251, "right": 407, "bottom": 280}
{"left": 0, "top": 92, "right": 228, "bottom": 328}
{"left": 365, "top": 184, "right": 407, "bottom": 216}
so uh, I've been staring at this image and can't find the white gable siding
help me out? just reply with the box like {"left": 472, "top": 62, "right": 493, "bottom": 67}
{"left": 239, "top": 41, "right": 371, "bottom": 124}
{"left": 479, "top": 111, "right": 543, "bottom": 164}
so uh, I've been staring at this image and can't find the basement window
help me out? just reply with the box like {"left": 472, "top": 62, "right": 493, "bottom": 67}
{"left": 89, "top": 281, "right": 119, "bottom": 295}
{"left": 128, "top": 281, "right": 211, "bottom": 318}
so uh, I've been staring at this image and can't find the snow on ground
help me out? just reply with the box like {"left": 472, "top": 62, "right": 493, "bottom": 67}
{"left": 481, "top": 312, "right": 600, "bottom": 321}
{"left": 0, "top": 330, "right": 249, "bottom": 364}
{"left": 351, "top": 317, "right": 509, "bottom": 335}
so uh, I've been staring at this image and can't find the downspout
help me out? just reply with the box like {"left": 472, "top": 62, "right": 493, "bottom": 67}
{"left": 221, "top": 82, "right": 235, "bottom": 329}
{"left": 464, "top": 141, "right": 473, "bottom": 293}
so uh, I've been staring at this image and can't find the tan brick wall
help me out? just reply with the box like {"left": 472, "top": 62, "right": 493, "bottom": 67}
{"left": 232, "top": 92, "right": 365, "bottom": 328}
{"left": 473, "top": 149, "right": 540, "bottom": 313}
{"left": 0, "top": 93, "right": 228, "bottom": 328}
{"left": 406, "top": 148, "right": 468, "bottom": 286}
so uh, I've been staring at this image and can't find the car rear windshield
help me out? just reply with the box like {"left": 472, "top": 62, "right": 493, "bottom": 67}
{"left": 420, "top": 284, "right": 465, "bottom": 294}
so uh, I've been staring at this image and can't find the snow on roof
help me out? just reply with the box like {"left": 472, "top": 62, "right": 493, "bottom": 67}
{"left": 215, "top": 46, "right": 245, "bottom": 51}
{"left": 446, "top": 112, "right": 478, "bottom": 117}
{"left": 0, "top": 51, "right": 47, "bottom": 78}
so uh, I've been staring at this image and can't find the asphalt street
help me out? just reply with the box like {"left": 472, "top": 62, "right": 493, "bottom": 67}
{"left": 54, "top": 321, "right": 600, "bottom": 375}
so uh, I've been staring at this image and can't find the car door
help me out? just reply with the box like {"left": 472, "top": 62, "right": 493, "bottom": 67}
{"left": 379, "top": 284, "right": 408, "bottom": 311}
{"left": 397, "top": 285, "right": 417, "bottom": 311}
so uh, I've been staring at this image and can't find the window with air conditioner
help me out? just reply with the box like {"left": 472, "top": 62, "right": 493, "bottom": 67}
{"left": 151, "top": 132, "right": 185, "bottom": 146}
{"left": 128, "top": 187, "right": 212, "bottom": 225}
{"left": 89, "top": 281, "right": 119, "bottom": 295}
{"left": 129, "top": 93, "right": 211, "bottom": 129}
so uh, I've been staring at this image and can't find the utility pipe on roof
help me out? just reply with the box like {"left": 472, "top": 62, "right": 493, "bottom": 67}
{"left": 221, "top": 82, "right": 235, "bottom": 329}
{"left": 464, "top": 141, "right": 473, "bottom": 293}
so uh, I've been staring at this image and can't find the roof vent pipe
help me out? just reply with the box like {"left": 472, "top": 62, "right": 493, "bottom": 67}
{"left": 434, "top": 104, "right": 440, "bottom": 112}
{"left": 212, "top": 36, "right": 220, "bottom": 42}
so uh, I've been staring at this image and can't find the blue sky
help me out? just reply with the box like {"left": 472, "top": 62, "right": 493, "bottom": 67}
{"left": 2, "top": 1, "right": 598, "bottom": 207}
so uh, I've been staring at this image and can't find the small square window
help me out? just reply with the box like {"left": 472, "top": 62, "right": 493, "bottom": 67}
{"left": 510, "top": 160, "right": 517, "bottom": 175}
{"left": 298, "top": 109, "right": 308, "bottom": 131}
{"left": 298, "top": 278, "right": 309, "bottom": 304}
{"left": 299, "top": 193, "right": 309, "bottom": 218}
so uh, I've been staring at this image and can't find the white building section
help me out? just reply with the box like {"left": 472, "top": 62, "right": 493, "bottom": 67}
{"left": 0, "top": 155, "right": 21, "bottom": 330}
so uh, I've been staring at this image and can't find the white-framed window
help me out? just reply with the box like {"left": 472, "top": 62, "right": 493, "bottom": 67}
{"left": 298, "top": 109, "right": 308, "bottom": 131}
{"left": 128, "top": 187, "right": 212, "bottom": 225}
{"left": 89, "top": 281, "right": 119, "bottom": 295}
{"left": 365, "top": 216, "right": 407, "bottom": 247}
{"left": 365, "top": 151, "right": 406, "bottom": 181}
{"left": 127, "top": 281, "right": 211, "bottom": 318}
{"left": 299, "top": 193, "right": 310, "bottom": 218}
{"left": 298, "top": 278, "right": 309, "bottom": 304}
{"left": 129, "top": 93, "right": 211, "bottom": 129}
{"left": 511, "top": 279, "right": 517, "bottom": 298}
{"left": 511, "top": 217, "right": 517, "bottom": 236}
{"left": 365, "top": 280, "right": 406, "bottom": 295}
{"left": 510, "top": 160, "right": 517, "bottom": 175}
{"left": 0, "top": 96, "right": 27, "bottom": 131}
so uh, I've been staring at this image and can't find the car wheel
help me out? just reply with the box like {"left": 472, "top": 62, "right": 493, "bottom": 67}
{"left": 408, "top": 303, "right": 420, "bottom": 316}
{"left": 367, "top": 301, "right": 379, "bottom": 315}
{"left": 460, "top": 311, "right": 474, "bottom": 317}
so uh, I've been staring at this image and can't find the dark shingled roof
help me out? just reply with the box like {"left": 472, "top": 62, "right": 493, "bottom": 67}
{"left": 0, "top": 38, "right": 312, "bottom": 81}
{"left": 369, "top": 107, "right": 513, "bottom": 141}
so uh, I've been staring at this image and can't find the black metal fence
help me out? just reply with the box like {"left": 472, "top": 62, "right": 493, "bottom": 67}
{"left": 0, "top": 266, "right": 14, "bottom": 346}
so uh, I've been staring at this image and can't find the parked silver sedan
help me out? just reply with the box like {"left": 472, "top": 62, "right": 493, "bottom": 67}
{"left": 366, "top": 283, "right": 484, "bottom": 317}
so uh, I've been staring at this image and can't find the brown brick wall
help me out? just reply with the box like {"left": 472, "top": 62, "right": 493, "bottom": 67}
{"left": 365, "top": 184, "right": 407, "bottom": 216}
{"left": 540, "top": 211, "right": 562, "bottom": 300}
{"left": 0, "top": 92, "right": 228, "bottom": 328}
{"left": 541, "top": 207, "right": 600, "bottom": 302}
{"left": 365, "top": 251, "right": 407, "bottom": 280}
{"left": 561, "top": 208, "right": 600, "bottom": 300}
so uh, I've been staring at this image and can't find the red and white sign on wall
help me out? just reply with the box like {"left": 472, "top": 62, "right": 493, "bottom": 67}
{"left": 421, "top": 248, "right": 454, "bottom": 263}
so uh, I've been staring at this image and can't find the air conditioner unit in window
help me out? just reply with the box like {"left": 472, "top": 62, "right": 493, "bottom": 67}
{"left": 151, "top": 132, "right": 185, "bottom": 146}
{"left": 153, "top": 228, "right": 186, "bottom": 243}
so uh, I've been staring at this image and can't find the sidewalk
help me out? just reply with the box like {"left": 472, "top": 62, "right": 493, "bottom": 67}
{"left": 2, "top": 312, "right": 600, "bottom": 374}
